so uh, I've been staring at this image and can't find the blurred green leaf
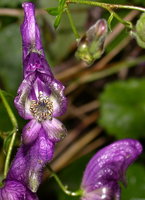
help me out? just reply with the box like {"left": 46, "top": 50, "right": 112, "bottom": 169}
{"left": 99, "top": 79, "right": 145, "bottom": 139}
{"left": 0, "top": 0, "right": 35, "bottom": 7}
{"left": 0, "top": 23, "right": 22, "bottom": 93}
{"left": 46, "top": 7, "right": 59, "bottom": 16}
{"left": 122, "top": 163, "right": 145, "bottom": 199}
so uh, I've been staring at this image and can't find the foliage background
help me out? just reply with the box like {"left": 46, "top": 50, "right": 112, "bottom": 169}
{"left": 0, "top": 0, "right": 145, "bottom": 199}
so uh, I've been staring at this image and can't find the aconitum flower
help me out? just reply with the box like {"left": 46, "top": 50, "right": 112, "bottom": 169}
{"left": 81, "top": 139, "right": 142, "bottom": 200}
{"left": 14, "top": 2, "right": 67, "bottom": 145}
{"left": 0, "top": 180, "right": 38, "bottom": 200}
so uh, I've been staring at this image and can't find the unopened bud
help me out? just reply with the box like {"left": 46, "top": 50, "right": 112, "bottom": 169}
{"left": 76, "top": 19, "right": 108, "bottom": 65}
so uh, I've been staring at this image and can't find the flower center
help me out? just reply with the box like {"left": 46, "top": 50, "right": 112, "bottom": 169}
{"left": 30, "top": 92, "right": 53, "bottom": 122}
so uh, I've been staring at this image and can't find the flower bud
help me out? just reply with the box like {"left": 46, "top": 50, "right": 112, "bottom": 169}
{"left": 76, "top": 19, "right": 108, "bottom": 65}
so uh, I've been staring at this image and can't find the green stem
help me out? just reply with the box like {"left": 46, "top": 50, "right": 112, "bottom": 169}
{"left": 0, "top": 91, "right": 17, "bottom": 128}
{"left": 47, "top": 165, "right": 83, "bottom": 196}
{"left": 111, "top": 10, "right": 132, "bottom": 29}
{"left": 67, "top": 0, "right": 145, "bottom": 29}
{"left": 3, "top": 130, "right": 17, "bottom": 178}
{"left": 65, "top": 6, "right": 80, "bottom": 39}
{"left": 67, "top": 0, "right": 145, "bottom": 12}
{"left": 0, "top": 90, "right": 18, "bottom": 178}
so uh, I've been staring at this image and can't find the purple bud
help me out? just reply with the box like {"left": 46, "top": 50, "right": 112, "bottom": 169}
{"left": 87, "top": 19, "right": 108, "bottom": 43}
{"left": 0, "top": 180, "right": 38, "bottom": 200}
{"left": 81, "top": 139, "right": 142, "bottom": 200}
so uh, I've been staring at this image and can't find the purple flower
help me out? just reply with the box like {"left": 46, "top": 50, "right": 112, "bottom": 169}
{"left": 0, "top": 180, "right": 38, "bottom": 200}
{"left": 81, "top": 139, "right": 143, "bottom": 200}
{"left": 14, "top": 2, "right": 67, "bottom": 145}
{"left": 7, "top": 129, "right": 54, "bottom": 192}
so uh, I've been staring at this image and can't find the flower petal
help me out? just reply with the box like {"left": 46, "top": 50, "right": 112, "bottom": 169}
{"left": 22, "top": 119, "right": 41, "bottom": 145}
{"left": 0, "top": 180, "right": 38, "bottom": 200}
{"left": 49, "top": 79, "right": 67, "bottom": 117}
{"left": 42, "top": 118, "right": 67, "bottom": 142}
{"left": 81, "top": 139, "right": 142, "bottom": 199}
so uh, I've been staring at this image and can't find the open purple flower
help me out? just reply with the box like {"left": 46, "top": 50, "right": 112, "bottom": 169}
{"left": 81, "top": 139, "right": 143, "bottom": 200}
{"left": 14, "top": 2, "right": 67, "bottom": 145}
{"left": 0, "top": 180, "right": 38, "bottom": 200}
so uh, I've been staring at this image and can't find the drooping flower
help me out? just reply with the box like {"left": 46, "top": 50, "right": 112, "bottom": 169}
{"left": 0, "top": 180, "right": 38, "bottom": 200}
{"left": 7, "top": 128, "right": 54, "bottom": 192}
{"left": 14, "top": 2, "right": 67, "bottom": 145}
{"left": 81, "top": 139, "right": 142, "bottom": 200}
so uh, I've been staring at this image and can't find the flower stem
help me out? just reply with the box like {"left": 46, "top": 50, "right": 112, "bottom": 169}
{"left": 67, "top": 0, "right": 145, "bottom": 29}
{"left": 67, "top": 0, "right": 145, "bottom": 12}
{"left": 47, "top": 165, "right": 83, "bottom": 196}
{"left": 0, "top": 90, "right": 18, "bottom": 178}
{"left": 65, "top": 6, "right": 80, "bottom": 39}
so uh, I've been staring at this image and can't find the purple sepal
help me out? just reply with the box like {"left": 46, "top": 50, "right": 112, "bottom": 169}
{"left": 21, "top": 2, "right": 44, "bottom": 60}
{"left": 50, "top": 79, "right": 67, "bottom": 118}
{"left": 7, "top": 129, "right": 54, "bottom": 192}
{"left": 0, "top": 180, "right": 38, "bottom": 200}
{"left": 23, "top": 52, "right": 53, "bottom": 79}
{"left": 81, "top": 139, "right": 142, "bottom": 200}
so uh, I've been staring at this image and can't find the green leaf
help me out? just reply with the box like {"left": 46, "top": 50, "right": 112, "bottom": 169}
{"left": 0, "top": 24, "right": 22, "bottom": 93}
{"left": 99, "top": 79, "right": 145, "bottom": 139}
{"left": 122, "top": 163, "right": 145, "bottom": 199}
{"left": 46, "top": 7, "right": 59, "bottom": 16}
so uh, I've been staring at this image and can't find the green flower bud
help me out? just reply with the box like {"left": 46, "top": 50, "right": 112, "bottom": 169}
{"left": 76, "top": 19, "right": 108, "bottom": 65}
